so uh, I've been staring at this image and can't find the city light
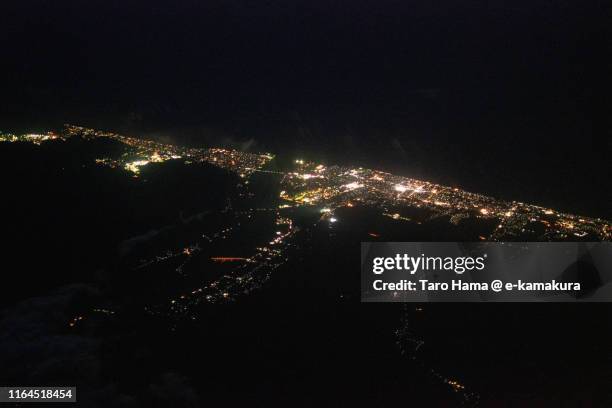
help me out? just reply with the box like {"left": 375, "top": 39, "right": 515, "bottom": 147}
{"left": 2, "top": 124, "right": 609, "bottom": 315}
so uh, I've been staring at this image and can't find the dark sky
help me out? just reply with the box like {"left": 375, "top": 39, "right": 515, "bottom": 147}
{"left": 2, "top": 0, "right": 611, "bottom": 216}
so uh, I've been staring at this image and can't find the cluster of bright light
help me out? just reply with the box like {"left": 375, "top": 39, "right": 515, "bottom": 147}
{"left": 277, "top": 155, "right": 610, "bottom": 242}
{"left": 125, "top": 160, "right": 150, "bottom": 174}
{"left": 8, "top": 125, "right": 610, "bottom": 262}
{"left": 0, "top": 132, "right": 61, "bottom": 145}
{"left": 343, "top": 182, "right": 364, "bottom": 190}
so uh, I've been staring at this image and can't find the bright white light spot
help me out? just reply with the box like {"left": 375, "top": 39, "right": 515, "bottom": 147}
{"left": 320, "top": 208, "right": 331, "bottom": 213}
{"left": 330, "top": 217, "right": 338, "bottom": 223}
{"left": 394, "top": 184, "right": 408, "bottom": 193}
{"left": 343, "top": 182, "right": 363, "bottom": 190}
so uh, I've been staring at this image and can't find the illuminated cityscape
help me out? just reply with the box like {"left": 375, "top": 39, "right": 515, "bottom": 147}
{"left": 63, "top": 125, "right": 274, "bottom": 177}
{"left": 2, "top": 125, "right": 610, "bottom": 317}
{"left": 279, "top": 158, "right": 610, "bottom": 242}
{"left": 0, "top": 131, "right": 63, "bottom": 145}
{"left": 52, "top": 125, "right": 610, "bottom": 246}
{"left": 4, "top": 2, "right": 610, "bottom": 405}
{"left": 2, "top": 125, "right": 610, "bottom": 406}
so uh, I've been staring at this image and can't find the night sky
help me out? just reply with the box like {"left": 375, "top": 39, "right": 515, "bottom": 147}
{"left": 2, "top": 0, "right": 610, "bottom": 217}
